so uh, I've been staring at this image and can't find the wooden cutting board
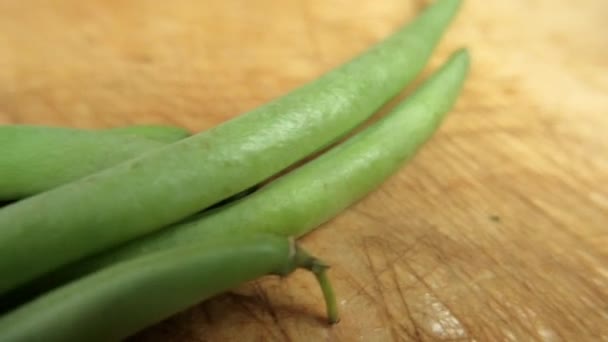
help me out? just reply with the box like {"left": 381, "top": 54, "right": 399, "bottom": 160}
{"left": 1, "top": 0, "right": 607, "bottom": 340}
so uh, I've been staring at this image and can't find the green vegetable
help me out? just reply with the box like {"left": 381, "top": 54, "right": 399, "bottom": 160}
{"left": 0, "top": 0, "right": 462, "bottom": 295}
{"left": 0, "top": 124, "right": 189, "bottom": 200}
{"left": 0, "top": 235, "right": 337, "bottom": 342}
{"left": 102, "top": 124, "right": 190, "bottom": 142}
{"left": 8, "top": 48, "right": 469, "bottom": 307}
{"left": 148, "top": 48, "right": 469, "bottom": 246}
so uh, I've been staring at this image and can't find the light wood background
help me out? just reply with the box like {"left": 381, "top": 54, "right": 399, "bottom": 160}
{"left": 1, "top": 0, "right": 607, "bottom": 341}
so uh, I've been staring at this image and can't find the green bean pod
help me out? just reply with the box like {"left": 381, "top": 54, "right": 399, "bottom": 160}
{"left": 0, "top": 235, "right": 337, "bottom": 342}
{"left": 102, "top": 124, "right": 190, "bottom": 142}
{"left": 0, "top": 124, "right": 190, "bottom": 200}
{"left": 0, "top": 0, "right": 462, "bottom": 294}
{"left": 149, "top": 49, "right": 470, "bottom": 243}
{"left": 10, "top": 49, "right": 469, "bottom": 307}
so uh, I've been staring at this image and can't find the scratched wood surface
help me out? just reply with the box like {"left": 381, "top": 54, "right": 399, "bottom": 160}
{"left": 1, "top": 0, "right": 607, "bottom": 341}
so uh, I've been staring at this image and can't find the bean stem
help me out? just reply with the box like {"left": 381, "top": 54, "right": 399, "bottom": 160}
{"left": 293, "top": 244, "right": 340, "bottom": 324}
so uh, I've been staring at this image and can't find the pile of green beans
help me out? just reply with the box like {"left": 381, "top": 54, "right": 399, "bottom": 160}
{"left": 7, "top": 49, "right": 470, "bottom": 310}
{"left": 0, "top": 0, "right": 461, "bottom": 295}
{"left": 0, "top": 0, "right": 468, "bottom": 340}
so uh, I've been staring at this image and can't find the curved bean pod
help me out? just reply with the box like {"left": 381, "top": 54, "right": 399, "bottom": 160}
{"left": 10, "top": 49, "right": 469, "bottom": 306}
{"left": 0, "top": 0, "right": 462, "bottom": 294}
{"left": 155, "top": 50, "right": 470, "bottom": 242}
{"left": 0, "top": 235, "right": 337, "bottom": 342}
{"left": 0, "top": 125, "right": 189, "bottom": 200}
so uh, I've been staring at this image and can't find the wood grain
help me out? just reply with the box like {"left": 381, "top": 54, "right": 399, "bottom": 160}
{"left": 1, "top": 0, "right": 607, "bottom": 340}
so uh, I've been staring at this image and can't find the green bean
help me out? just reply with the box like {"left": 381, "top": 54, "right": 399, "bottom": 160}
{"left": 102, "top": 124, "right": 190, "bottom": 142}
{"left": 0, "top": 0, "right": 462, "bottom": 295}
{"left": 162, "top": 50, "right": 470, "bottom": 242}
{"left": 8, "top": 49, "right": 469, "bottom": 307}
{"left": 0, "top": 235, "right": 338, "bottom": 342}
{"left": 0, "top": 125, "right": 190, "bottom": 200}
